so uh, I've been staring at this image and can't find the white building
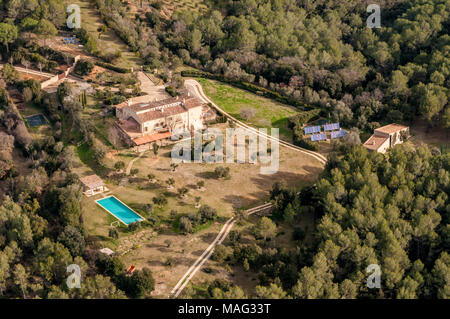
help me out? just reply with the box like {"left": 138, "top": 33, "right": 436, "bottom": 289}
{"left": 115, "top": 94, "right": 215, "bottom": 150}
{"left": 363, "top": 123, "right": 410, "bottom": 154}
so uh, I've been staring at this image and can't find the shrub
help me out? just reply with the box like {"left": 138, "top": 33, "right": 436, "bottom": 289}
{"left": 199, "top": 205, "right": 217, "bottom": 222}
{"left": 128, "top": 222, "right": 141, "bottom": 231}
{"left": 197, "top": 180, "right": 205, "bottom": 189}
{"left": 143, "top": 203, "right": 153, "bottom": 214}
{"left": 74, "top": 59, "right": 94, "bottom": 76}
{"left": 214, "top": 166, "right": 230, "bottom": 178}
{"left": 177, "top": 187, "right": 188, "bottom": 198}
{"left": 150, "top": 1, "right": 162, "bottom": 10}
{"left": 109, "top": 228, "right": 119, "bottom": 239}
{"left": 179, "top": 216, "right": 193, "bottom": 234}
{"left": 211, "top": 244, "right": 230, "bottom": 263}
{"left": 164, "top": 257, "right": 177, "bottom": 267}
{"left": 152, "top": 194, "right": 167, "bottom": 206}
{"left": 96, "top": 254, "right": 124, "bottom": 278}
{"left": 288, "top": 109, "right": 322, "bottom": 129}
{"left": 118, "top": 267, "right": 155, "bottom": 298}
{"left": 165, "top": 85, "right": 177, "bottom": 97}
{"left": 295, "top": 137, "right": 318, "bottom": 151}
{"left": 164, "top": 239, "right": 172, "bottom": 248}
{"left": 114, "top": 161, "right": 125, "bottom": 171}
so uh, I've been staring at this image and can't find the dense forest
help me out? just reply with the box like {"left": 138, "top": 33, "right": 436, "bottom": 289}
{"left": 205, "top": 143, "right": 449, "bottom": 299}
{"left": 1, "top": 0, "right": 448, "bottom": 128}
{"left": 90, "top": 0, "right": 450, "bottom": 130}
{"left": 0, "top": 87, "right": 155, "bottom": 298}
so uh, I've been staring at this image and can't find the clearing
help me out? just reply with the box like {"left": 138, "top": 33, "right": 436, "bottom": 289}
{"left": 66, "top": 0, "right": 141, "bottom": 69}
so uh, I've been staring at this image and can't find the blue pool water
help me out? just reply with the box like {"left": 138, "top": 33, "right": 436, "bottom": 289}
{"left": 96, "top": 196, "right": 144, "bottom": 225}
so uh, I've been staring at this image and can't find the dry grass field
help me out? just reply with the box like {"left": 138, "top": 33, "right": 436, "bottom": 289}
{"left": 409, "top": 118, "right": 449, "bottom": 150}
{"left": 63, "top": 0, "right": 141, "bottom": 69}
{"left": 77, "top": 127, "right": 324, "bottom": 297}
{"left": 80, "top": 140, "right": 323, "bottom": 234}
{"left": 198, "top": 78, "right": 300, "bottom": 142}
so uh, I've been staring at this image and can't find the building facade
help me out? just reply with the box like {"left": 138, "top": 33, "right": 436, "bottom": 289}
{"left": 115, "top": 94, "right": 215, "bottom": 150}
{"left": 363, "top": 124, "right": 410, "bottom": 154}
{"left": 80, "top": 174, "right": 107, "bottom": 197}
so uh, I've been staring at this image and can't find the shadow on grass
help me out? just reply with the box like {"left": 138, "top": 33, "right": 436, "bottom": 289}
{"left": 195, "top": 171, "right": 217, "bottom": 179}
{"left": 199, "top": 232, "right": 217, "bottom": 244}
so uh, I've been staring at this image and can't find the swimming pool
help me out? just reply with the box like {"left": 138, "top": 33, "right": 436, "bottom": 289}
{"left": 25, "top": 114, "right": 47, "bottom": 127}
{"left": 96, "top": 196, "right": 145, "bottom": 225}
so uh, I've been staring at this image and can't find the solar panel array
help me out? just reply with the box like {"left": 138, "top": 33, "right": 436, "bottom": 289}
{"left": 26, "top": 114, "right": 47, "bottom": 127}
{"left": 63, "top": 37, "right": 78, "bottom": 44}
{"left": 304, "top": 125, "right": 321, "bottom": 134}
{"left": 310, "top": 133, "right": 327, "bottom": 141}
{"left": 330, "top": 130, "right": 347, "bottom": 139}
{"left": 323, "top": 123, "right": 340, "bottom": 131}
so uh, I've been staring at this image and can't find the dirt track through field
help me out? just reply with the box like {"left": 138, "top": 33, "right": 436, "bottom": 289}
{"left": 169, "top": 202, "right": 273, "bottom": 298}
{"left": 184, "top": 79, "right": 328, "bottom": 165}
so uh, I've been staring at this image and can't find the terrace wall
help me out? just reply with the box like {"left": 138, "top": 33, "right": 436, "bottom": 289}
{"left": 41, "top": 55, "right": 81, "bottom": 89}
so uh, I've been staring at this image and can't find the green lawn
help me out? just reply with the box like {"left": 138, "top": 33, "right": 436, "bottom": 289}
{"left": 197, "top": 78, "right": 299, "bottom": 142}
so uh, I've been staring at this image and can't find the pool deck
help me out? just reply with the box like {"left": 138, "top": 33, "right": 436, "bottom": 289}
{"left": 95, "top": 195, "right": 145, "bottom": 226}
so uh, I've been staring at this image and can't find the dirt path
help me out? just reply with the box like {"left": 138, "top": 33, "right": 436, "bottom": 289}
{"left": 125, "top": 151, "right": 145, "bottom": 175}
{"left": 169, "top": 202, "right": 273, "bottom": 298}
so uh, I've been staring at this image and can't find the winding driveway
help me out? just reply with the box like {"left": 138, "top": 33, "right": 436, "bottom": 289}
{"left": 184, "top": 79, "right": 328, "bottom": 165}
{"left": 126, "top": 151, "right": 145, "bottom": 175}
{"left": 167, "top": 79, "right": 329, "bottom": 298}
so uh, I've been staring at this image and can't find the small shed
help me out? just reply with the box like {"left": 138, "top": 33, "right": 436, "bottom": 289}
{"left": 80, "top": 174, "right": 107, "bottom": 196}
{"left": 363, "top": 123, "right": 409, "bottom": 154}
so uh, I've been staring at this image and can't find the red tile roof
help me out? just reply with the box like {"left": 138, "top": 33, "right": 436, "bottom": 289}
{"left": 136, "top": 104, "right": 187, "bottom": 122}
{"left": 133, "top": 131, "right": 172, "bottom": 146}
{"left": 375, "top": 123, "right": 408, "bottom": 135}
{"left": 363, "top": 134, "right": 389, "bottom": 151}
{"left": 79, "top": 174, "right": 105, "bottom": 189}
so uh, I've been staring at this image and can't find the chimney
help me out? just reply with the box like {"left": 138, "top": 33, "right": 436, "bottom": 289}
{"left": 127, "top": 99, "right": 132, "bottom": 106}
{"left": 188, "top": 92, "right": 190, "bottom": 97}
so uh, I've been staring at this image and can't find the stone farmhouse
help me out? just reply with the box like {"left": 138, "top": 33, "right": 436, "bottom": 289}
{"left": 80, "top": 174, "right": 108, "bottom": 197}
{"left": 363, "top": 123, "right": 410, "bottom": 154}
{"left": 115, "top": 94, "right": 216, "bottom": 151}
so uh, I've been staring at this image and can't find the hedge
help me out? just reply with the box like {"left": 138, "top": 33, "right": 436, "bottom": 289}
{"left": 94, "top": 61, "right": 131, "bottom": 73}
{"left": 288, "top": 109, "right": 322, "bottom": 129}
